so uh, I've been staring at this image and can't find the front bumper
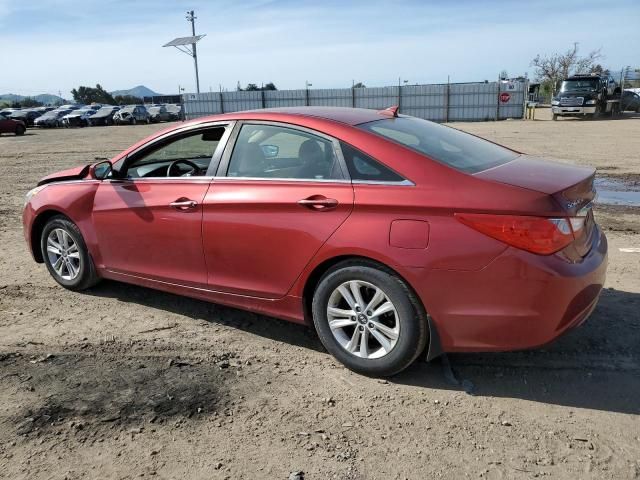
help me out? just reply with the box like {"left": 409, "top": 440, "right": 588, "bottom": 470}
{"left": 414, "top": 226, "right": 608, "bottom": 352}
{"left": 552, "top": 106, "right": 597, "bottom": 115}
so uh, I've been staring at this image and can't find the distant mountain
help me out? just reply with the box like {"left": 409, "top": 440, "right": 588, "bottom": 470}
{"left": 0, "top": 93, "right": 65, "bottom": 105}
{"left": 34, "top": 94, "right": 66, "bottom": 104}
{"left": 110, "top": 85, "right": 161, "bottom": 98}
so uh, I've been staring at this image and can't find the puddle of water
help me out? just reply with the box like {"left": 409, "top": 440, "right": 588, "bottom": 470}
{"left": 594, "top": 177, "right": 640, "bottom": 207}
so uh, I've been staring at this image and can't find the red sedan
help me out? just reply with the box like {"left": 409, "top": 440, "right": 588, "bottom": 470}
{"left": 22, "top": 107, "right": 607, "bottom": 376}
{"left": 0, "top": 114, "right": 26, "bottom": 135}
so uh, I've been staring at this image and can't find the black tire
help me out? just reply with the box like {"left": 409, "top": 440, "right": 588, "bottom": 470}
{"left": 15, "top": 125, "right": 25, "bottom": 136}
{"left": 131, "top": 118, "right": 137, "bottom": 125}
{"left": 41, "top": 215, "right": 100, "bottom": 291}
{"left": 552, "top": 114, "right": 558, "bottom": 121}
{"left": 312, "top": 261, "right": 428, "bottom": 377}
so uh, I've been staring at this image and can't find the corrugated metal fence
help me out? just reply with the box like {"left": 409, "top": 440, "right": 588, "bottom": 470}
{"left": 182, "top": 80, "right": 526, "bottom": 122}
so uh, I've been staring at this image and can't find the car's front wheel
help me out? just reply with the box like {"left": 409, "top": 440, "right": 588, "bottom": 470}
{"left": 312, "top": 262, "right": 428, "bottom": 377}
{"left": 41, "top": 215, "right": 100, "bottom": 291}
{"left": 15, "top": 125, "right": 25, "bottom": 135}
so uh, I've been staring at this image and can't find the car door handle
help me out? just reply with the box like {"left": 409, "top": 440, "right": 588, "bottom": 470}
{"left": 297, "top": 196, "right": 339, "bottom": 210}
{"left": 169, "top": 199, "right": 198, "bottom": 210}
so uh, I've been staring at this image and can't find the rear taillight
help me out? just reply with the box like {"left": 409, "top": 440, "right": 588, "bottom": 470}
{"left": 455, "top": 213, "right": 582, "bottom": 255}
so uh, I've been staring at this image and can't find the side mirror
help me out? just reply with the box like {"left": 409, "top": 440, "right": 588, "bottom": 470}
{"left": 91, "top": 160, "right": 113, "bottom": 180}
{"left": 261, "top": 144, "right": 279, "bottom": 158}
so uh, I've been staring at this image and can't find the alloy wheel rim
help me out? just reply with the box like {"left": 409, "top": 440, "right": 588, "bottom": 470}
{"left": 46, "top": 228, "right": 81, "bottom": 281}
{"left": 327, "top": 280, "right": 400, "bottom": 359}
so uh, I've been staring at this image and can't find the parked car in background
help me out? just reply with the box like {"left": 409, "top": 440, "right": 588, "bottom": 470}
{"left": 31, "top": 106, "right": 56, "bottom": 115}
{"left": 0, "top": 114, "right": 26, "bottom": 135}
{"left": 147, "top": 105, "right": 171, "bottom": 123}
{"left": 57, "top": 104, "right": 84, "bottom": 111}
{"left": 22, "top": 106, "right": 608, "bottom": 377}
{"left": 166, "top": 104, "right": 182, "bottom": 121}
{"left": 113, "top": 105, "right": 150, "bottom": 125}
{"left": 89, "top": 106, "right": 120, "bottom": 126}
{"left": 621, "top": 90, "right": 640, "bottom": 112}
{"left": 10, "top": 109, "right": 43, "bottom": 127}
{"left": 34, "top": 109, "right": 72, "bottom": 128}
{"left": 61, "top": 108, "right": 96, "bottom": 127}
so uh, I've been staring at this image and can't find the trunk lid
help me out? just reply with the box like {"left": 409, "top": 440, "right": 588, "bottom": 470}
{"left": 476, "top": 155, "right": 597, "bottom": 257}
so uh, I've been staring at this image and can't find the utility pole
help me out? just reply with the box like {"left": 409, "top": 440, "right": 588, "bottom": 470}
{"left": 186, "top": 10, "right": 200, "bottom": 94}
{"left": 163, "top": 13, "right": 205, "bottom": 95}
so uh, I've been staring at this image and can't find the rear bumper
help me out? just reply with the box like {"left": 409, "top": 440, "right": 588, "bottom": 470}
{"left": 552, "top": 106, "right": 597, "bottom": 115}
{"left": 414, "top": 226, "right": 608, "bottom": 352}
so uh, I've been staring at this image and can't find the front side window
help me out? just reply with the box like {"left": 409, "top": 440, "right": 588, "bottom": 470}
{"left": 227, "top": 124, "right": 344, "bottom": 180}
{"left": 358, "top": 117, "right": 518, "bottom": 174}
{"left": 126, "top": 127, "right": 225, "bottom": 178}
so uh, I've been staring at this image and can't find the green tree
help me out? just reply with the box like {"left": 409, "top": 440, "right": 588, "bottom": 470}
{"left": 114, "top": 95, "right": 143, "bottom": 105}
{"left": 71, "top": 84, "right": 116, "bottom": 104}
{"left": 352, "top": 82, "right": 366, "bottom": 88}
{"left": 20, "top": 97, "right": 43, "bottom": 108}
{"left": 238, "top": 82, "right": 277, "bottom": 91}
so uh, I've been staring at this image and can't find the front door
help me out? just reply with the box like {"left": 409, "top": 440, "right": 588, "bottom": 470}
{"left": 93, "top": 125, "right": 229, "bottom": 286}
{"left": 203, "top": 122, "right": 354, "bottom": 298}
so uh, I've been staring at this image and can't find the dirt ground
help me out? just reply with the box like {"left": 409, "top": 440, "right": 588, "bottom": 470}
{"left": 0, "top": 113, "right": 639, "bottom": 480}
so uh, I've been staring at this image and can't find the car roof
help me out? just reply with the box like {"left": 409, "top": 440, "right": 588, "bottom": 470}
{"left": 237, "top": 106, "right": 387, "bottom": 126}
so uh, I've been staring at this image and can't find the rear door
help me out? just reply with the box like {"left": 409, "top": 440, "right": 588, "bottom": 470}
{"left": 202, "top": 121, "right": 354, "bottom": 299}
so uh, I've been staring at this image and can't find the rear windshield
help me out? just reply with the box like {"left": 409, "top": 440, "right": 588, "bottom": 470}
{"left": 358, "top": 117, "right": 518, "bottom": 174}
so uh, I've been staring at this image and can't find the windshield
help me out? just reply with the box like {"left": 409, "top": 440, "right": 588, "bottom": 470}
{"left": 358, "top": 117, "right": 518, "bottom": 174}
{"left": 560, "top": 79, "right": 599, "bottom": 93}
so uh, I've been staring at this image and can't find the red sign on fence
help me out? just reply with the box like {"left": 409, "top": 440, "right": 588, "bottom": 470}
{"left": 499, "top": 92, "right": 511, "bottom": 103}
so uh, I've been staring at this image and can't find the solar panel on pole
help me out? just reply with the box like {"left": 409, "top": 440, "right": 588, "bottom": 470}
{"left": 162, "top": 11, "right": 204, "bottom": 94}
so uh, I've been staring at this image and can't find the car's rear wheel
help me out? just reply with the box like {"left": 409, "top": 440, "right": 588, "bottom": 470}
{"left": 312, "top": 262, "right": 428, "bottom": 377}
{"left": 15, "top": 125, "right": 25, "bottom": 136}
{"left": 41, "top": 216, "right": 100, "bottom": 291}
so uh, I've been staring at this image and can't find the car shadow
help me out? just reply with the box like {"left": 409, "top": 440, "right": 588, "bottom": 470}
{"left": 395, "top": 286, "right": 640, "bottom": 415}
{"left": 555, "top": 111, "right": 640, "bottom": 121}
{"left": 85, "top": 279, "right": 323, "bottom": 352}
{"left": 85, "top": 282, "right": 640, "bottom": 415}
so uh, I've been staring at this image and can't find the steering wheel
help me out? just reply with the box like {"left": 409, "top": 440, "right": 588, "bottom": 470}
{"left": 167, "top": 159, "right": 200, "bottom": 177}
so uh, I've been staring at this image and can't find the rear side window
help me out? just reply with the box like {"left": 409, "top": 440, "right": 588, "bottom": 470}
{"left": 228, "top": 124, "right": 343, "bottom": 180}
{"left": 340, "top": 142, "right": 405, "bottom": 182}
{"left": 358, "top": 117, "right": 518, "bottom": 174}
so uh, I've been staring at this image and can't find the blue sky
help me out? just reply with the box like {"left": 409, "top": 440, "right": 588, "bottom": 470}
{"left": 0, "top": 0, "right": 638, "bottom": 97}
